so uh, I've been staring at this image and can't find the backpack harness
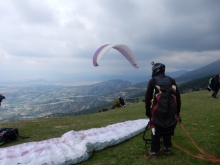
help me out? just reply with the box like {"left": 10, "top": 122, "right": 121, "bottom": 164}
{"left": 0, "top": 128, "right": 30, "bottom": 146}
{"left": 150, "top": 76, "right": 178, "bottom": 136}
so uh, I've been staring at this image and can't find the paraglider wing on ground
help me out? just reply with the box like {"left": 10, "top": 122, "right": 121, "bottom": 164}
{"left": 93, "top": 44, "right": 139, "bottom": 68}
{"left": 0, "top": 119, "right": 148, "bottom": 165}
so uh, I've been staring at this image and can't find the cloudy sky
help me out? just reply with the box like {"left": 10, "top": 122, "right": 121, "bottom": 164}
{"left": 0, "top": 0, "right": 220, "bottom": 84}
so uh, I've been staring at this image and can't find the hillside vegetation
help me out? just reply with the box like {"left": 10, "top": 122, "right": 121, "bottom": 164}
{"left": 0, "top": 90, "right": 220, "bottom": 165}
{"left": 178, "top": 75, "right": 213, "bottom": 93}
{"left": 175, "top": 59, "right": 220, "bottom": 83}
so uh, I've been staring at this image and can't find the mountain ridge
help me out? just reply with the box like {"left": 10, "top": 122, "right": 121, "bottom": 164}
{"left": 175, "top": 59, "right": 220, "bottom": 83}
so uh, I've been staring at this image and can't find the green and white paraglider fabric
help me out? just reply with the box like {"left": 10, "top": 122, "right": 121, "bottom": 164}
{"left": 0, "top": 119, "right": 148, "bottom": 165}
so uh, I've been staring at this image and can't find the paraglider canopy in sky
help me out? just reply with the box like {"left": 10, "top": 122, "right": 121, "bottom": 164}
{"left": 93, "top": 44, "right": 139, "bottom": 68}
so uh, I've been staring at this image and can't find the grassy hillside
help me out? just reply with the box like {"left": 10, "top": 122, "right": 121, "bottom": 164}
{"left": 0, "top": 90, "right": 220, "bottom": 165}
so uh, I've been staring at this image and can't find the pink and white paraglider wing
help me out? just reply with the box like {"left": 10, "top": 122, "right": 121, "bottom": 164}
{"left": 0, "top": 119, "right": 148, "bottom": 165}
{"left": 93, "top": 44, "right": 112, "bottom": 67}
{"left": 113, "top": 44, "right": 139, "bottom": 68}
{"left": 93, "top": 44, "right": 139, "bottom": 68}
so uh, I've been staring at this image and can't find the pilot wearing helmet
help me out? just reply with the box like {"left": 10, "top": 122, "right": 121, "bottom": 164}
{"left": 145, "top": 62, "right": 181, "bottom": 157}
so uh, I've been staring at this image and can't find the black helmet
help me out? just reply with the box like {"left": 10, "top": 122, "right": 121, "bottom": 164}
{"left": 151, "top": 62, "right": 165, "bottom": 77}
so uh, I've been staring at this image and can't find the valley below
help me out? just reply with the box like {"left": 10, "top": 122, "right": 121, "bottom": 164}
{"left": 0, "top": 80, "right": 145, "bottom": 122}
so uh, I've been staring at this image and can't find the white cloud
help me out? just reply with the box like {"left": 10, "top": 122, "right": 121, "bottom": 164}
{"left": 0, "top": 0, "right": 219, "bottom": 83}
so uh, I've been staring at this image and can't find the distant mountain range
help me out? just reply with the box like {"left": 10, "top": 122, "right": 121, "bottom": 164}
{"left": 95, "top": 69, "right": 187, "bottom": 83}
{"left": 93, "top": 59, "right": 220, "bottom": 84}
{"left": 63, "top": 58, "right": 217, "bottom": 85}
{"left": 118, "top": 59, "right": 220, "bottom": 86}
{"left": 175, "top": 59, "right": 220, "bottom": 83}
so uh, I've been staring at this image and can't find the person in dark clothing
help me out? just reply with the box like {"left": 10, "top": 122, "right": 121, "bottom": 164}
{"left": 0, "top": 93, "right": 5, "bottom": 107}
{"left": 207, "top": 74, "right": 220, "bottom": 98}
{"left": 118, "top": 97, "right": 126, "bottom": 108}
{"left": 145, "top": 62, "right": 181, "bottom": 157}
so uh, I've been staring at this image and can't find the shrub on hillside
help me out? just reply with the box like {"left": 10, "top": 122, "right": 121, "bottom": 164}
{"left": 112, "top": 98, "right": 121, "bottom": 108}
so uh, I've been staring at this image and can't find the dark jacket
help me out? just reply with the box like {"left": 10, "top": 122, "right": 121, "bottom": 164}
{"left": 0, "top": 95, "right": 5, "bottom": 102}
{"left": 145, "top": 73, "right": 181, "bottom": 118}
{"left": 119, "top": 97, "right": 125, "bottom": 105}
{"left": 210, "top": 75, "right": 220, "bottom": 90}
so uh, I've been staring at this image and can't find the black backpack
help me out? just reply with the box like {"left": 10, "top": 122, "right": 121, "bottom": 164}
{"left": 0, "top": 128, "right": 19, "bottom": 145}
{"left": 151, "top": 76, "right": 178, "bottom": 135}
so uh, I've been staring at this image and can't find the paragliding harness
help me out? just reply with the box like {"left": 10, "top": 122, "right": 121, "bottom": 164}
{"left": 206, "top": 76, "right": 220, "bottom": 94}
{"left": 208, "top": 76, "right": 220, "bottom": 88}
{"left": 142, "top": 118, "right": 181, "bottom": 149}
{"left": 149, "top": 76, "right": 178, "bottom": 136}
{"left": 142, "top": 120, "right": 153, "bottom": 148}
{"left": 206, "top": 78, "right": 213, "bottom": 91}
{"left": 143, "top": 76, "right": 179, "bottom": 149}
{"left": 0, "top": 128, "right": 30, "bottom": 146}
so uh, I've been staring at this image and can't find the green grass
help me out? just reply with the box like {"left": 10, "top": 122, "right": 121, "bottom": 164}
{"left": 0, "top": 90, "right": 220, "bottom": 165}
